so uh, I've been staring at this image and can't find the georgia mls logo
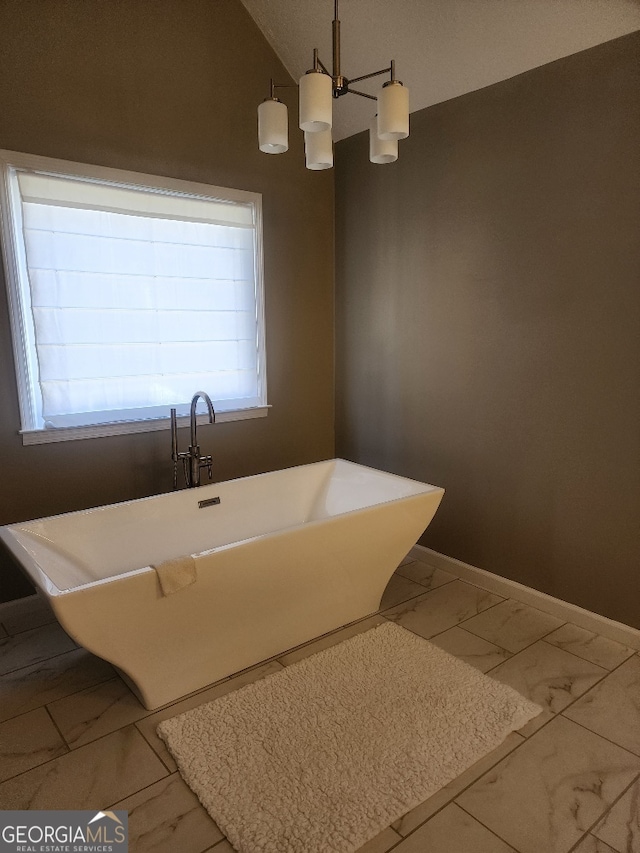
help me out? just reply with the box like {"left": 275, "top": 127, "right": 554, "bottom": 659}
{"left": 0, "top": 810, "right": 128, "bottom": 852}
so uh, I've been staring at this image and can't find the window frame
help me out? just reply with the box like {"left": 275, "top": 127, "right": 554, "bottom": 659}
{"left": 0, "top": 150, "right": 268, "bottom": 445}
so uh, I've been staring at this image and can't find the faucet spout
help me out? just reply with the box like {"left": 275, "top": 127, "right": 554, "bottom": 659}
{"left": 190, "top": 391, "right": 216, "bottom": 447}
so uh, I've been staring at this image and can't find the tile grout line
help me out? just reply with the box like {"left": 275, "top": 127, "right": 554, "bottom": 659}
{"left": 459, "top": 616, "right": 569, "bottom": 657}
{"left": 0, "top": 721, "right": 171, "bottom": 787}
{"left": 380, "top": 578, "right": 508, "bottom": 625}
{"left": 553, "top": 649, "right": 640, "bottom": 722}
{"left": 134, "top": 721, "right": 177, "bottom": 773}
{"left": 0, "top": 664, "right": 118, "bottom": 726}
{"left": 104, "top": 769, "right": 180, "bottom": 810}
{"left": 492, "top": 648, "right": 640, "bottom": 751}
{"left": 479, "top": 623, "right": 573, "bottom": 674}
{"left": 49, "top": 676, "right": 152, "bottom": 751}
{"left": 558, "top": 712, "right": 640, "bottom": 759}
{"left": 486, "top": 637, "right": 640, "bottom": 744}
{"left": 565, "top": 830, "right": 597, "bottom": 853}
{"left": 538, "top": 636, "right": 636, "bottom": 670}
{"left": 385, "top": 735, "right": 528, "bottom": 848}
{"left": 450, "top": 610, "right": 632, "bottom": 685}
{"left": 455, "top": 800, "right": 527, "bottom": 853}
{"left": 2, "top": 617, "right": 57, "bottom": 638}
{"left": 383, "top": 586, "right": 624, "bottom": 681}
{"left": 0, "top": 646, "right": 85, "bottom": 678}
{"left": 564, "top": 768, "right": 640, "bottom": 853}
{"left": 384, "top": 583, "right": 554, "bottom": 662}
{"left": 377, "top": 583, "right": 445, "bottom": 613}
{"left": 379, "top": 585, "right": 454, "bottom": 619}
{"left": 43, "top": 704, "right": 72, "bottom": 755}
{"left": 382, "top": 574, "right": 459, "bottom": 608}
{"left": 478, "top": 621, "right": 633, "bottom": 681}
{"left": 394, "top": 566, "right": 459, "bottom": 592}
{"left": 427, "top": 624, "right": 513, "bottom": 663}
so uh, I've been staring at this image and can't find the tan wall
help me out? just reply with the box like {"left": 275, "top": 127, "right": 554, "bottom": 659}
{"left": 335, "top": 33, "right": 640, "bottom": 629}
{"left": 0, "top": 0, "right": 334, "bottom": 600}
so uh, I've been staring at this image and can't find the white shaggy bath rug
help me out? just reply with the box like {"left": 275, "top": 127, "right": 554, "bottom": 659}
{"left": 157, "top": 622, "right": 541, "bottom": 853}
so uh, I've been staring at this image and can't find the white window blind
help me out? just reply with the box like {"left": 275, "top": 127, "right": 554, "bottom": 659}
{"left": 0, "top": 153, "right": 266, "bottom": 439}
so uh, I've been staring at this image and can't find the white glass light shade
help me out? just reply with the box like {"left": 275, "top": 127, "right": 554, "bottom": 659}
{"left": 304, "top": 129, "right": 333, "bottom": 170}
{"left": 299, "top": 71, "right": 332, "bottom": 132}
{"left": 258, "top": 99, "right": 288, "bottom": 154}
{"left": 377, "top": 81, "right": 409, "bottom": 140}
{"left": 369, "top": 118, "right": 398, "bottom": 164}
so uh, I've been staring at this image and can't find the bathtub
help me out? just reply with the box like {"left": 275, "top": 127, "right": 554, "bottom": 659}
{"left": 0, "top": 459, "right": 444, "bottom": 709}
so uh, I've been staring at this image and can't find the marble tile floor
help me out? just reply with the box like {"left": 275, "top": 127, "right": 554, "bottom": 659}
{"left": 0, "top": 557, "right": 639, "bottom": 853}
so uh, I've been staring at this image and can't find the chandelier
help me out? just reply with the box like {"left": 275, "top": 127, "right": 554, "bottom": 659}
{"left": 257, "top": 0, "right": 409, "bottom": 169}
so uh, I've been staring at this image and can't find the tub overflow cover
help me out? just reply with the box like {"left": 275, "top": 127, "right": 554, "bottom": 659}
{"left": 198, "top": 496, "right": 221, "bottom": 509}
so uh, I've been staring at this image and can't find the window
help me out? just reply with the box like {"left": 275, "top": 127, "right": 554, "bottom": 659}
{"left": 0, "top": 150, "right": 267, "bottom": 444}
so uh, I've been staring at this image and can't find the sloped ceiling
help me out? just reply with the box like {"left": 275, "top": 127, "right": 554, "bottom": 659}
{"left": 240, "top": 0, "right": 640, "bottom": 140}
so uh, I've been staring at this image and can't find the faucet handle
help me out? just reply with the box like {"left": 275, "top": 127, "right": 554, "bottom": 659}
{"left": 199, "top": 455, "right": 213, "bottom": 481}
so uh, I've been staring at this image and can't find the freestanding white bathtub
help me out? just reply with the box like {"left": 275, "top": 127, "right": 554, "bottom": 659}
{"left": 0, "top": 459, "right": 444, "bottom": 709}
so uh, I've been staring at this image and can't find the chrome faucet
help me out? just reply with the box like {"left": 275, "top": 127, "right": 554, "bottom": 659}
{"left": 170, "top": 392, "right": 216, "bottom": 488}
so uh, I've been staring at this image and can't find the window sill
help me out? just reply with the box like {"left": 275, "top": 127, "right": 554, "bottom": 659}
{"left": 20, "top": 406, "right": 270, "bottom": 445}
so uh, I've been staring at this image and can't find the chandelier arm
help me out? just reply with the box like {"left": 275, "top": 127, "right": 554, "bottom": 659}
{"left": 316, "top": 56, "right": 331, "bottom": 76}
{"left": 348, "top": 67, "right": 392, "bottom": 85}
{"left": 346, "top": 88, "right": 377, "bottom": 101}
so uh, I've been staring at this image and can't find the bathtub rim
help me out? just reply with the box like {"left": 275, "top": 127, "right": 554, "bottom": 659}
{"left": 0, "top": 457, "right": 444, "bottom": 597}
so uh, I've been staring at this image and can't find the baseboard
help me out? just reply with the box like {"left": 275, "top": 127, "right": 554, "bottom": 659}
{"left": 409, "top": 545, "right": 640, "bottom": 652}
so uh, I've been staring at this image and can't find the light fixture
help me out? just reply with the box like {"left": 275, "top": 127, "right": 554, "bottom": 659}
{"left": 258, "top": 82, "right": 289, "bottom": 154}
{"left": 299, "top": 70, "right": 332, "bottom": 133}
{"left": 304, "top": 129, "right": 334, "bottom": 170}
{"left": 369, "top": 117, "right": 398, "bottom": 164}
{"left": 377, "top": 79, "right": 410, "bottom": 140}
{"left": 257, "top": 0, "right": 409, "bottom": 169}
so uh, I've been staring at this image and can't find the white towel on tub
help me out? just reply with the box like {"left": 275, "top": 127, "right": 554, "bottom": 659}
{"left": 153, "top": 555, "right": 197, "bottom": 596}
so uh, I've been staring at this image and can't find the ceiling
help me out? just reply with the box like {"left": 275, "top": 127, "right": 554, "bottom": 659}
{"left": 240, "top": 0, "right": 640, "bottom": 140}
